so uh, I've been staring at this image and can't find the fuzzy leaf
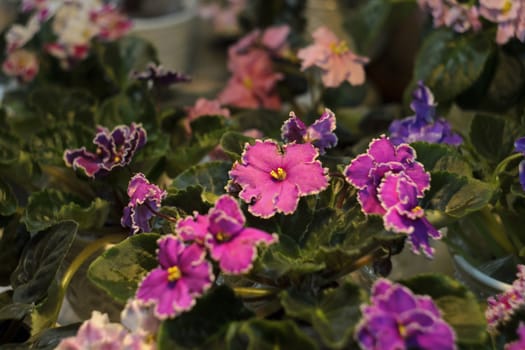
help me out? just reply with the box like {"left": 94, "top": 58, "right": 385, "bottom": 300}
{"left": 280, "top": 282, "right": 366, "bottom": 349}
{"left": 0, "top": 216, "right": 30, "bottom": 285}
{"left": 0, "top": 177, "right": 18, "bottom": 216}
{"left": 469, "top": 114, "right": 515, "bottom": 164}
{"left": 11, "top": 221, "right": 77, "bottom": 304}
{"left": 88, "top": 233, "right": 159, "bottom": 304}
{"left": 411, "top": 142, "right": 472, "bottom": 176}
{"left": 220, "top": 131, "right": 255, "bottom": 161}
{"left": 171, "top": 161, "right": 232, "bottom": 201}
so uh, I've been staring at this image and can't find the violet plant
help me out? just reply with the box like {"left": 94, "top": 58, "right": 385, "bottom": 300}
{"left": 2, "top": 0, "right": 525, "bottom": 349}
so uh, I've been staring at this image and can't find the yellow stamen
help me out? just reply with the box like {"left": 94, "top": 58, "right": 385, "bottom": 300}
{"left": 96, "top": 148, "right": 103, "bottom": 155}
{"left": 503, "top": 0, "right": 513, "bottom": 14}
{"left": 243, "top": 77, "right": 254, "bottom": 89}
{"left": 398, "top": 324, "right": 407, "bottom": 337}
{"left": 114, "top": 155, "right": 121, "bottom": 163}
{"left": 270, "top": 167, "right": 287, "bottom": 181}
{"left": 412, "top": 206, "right": 423, "bottom": 214}
{"left": 216, "top": 232, "right": 231, "bottom": 242}
{"left": 167, "top": 266, "right": 181, "bottom": 282}
{"left": 330, "top": 40, "right": 349, "bottom": 55}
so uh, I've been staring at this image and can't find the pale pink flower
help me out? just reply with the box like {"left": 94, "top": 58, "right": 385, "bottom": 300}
{"left": 5, "top": 15, "right": 41, "bottom": 53}
{"left": 121, "top": 299, "right": 160, "bottom": 340}
{"left": 479, "top": 0, "right": 525, "bottom": 44}
{"left": 90, "top": 4, "right": 133, "bottom": 41}
{"left": 297, "top": 26, "right": 368, "bottom": 88}
{"left": 185, "top": 98, "right": 231, "bottom": 134}
{"left": 199, "top": 0, "right": 246, "bottom": 35}
{"left": 230, "top": 25, "right": 291, "bottom": 57}
{"left": 419, "top": 0, "right": 482, "bottom": 33}
{"left": 2, "top": 49, "right": 39, "bottom": 82}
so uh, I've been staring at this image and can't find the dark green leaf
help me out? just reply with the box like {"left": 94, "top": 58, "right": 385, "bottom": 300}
{"left": 412, "top": 142, "right": 472, "bottom": 176}
{"left": 97, "top": 87, "right": 156, "bottom": 128}
{"left": 171, "top": 161, "right": 232, "bottom": 201}
{"left": 220, "top": 131, "right": 255, "bottom": 161}
{"left": 412, "top": 29, "right": 493, "bottom": 103}
{"left": 29, "top": 323, "right": 80, "bottom": 350}
{"left": 401, "top": 274, "right": 487, "bottom": 345}
{"left": 88, "top": 233, "right": 159, "bottom": 304}
{"left": 0, "top": 303, "right": 33, "bottom": 321}
{"left": 164, "top": 185, "right": 212, "bottom": 215}
{"left": 235, "top": 109, "right": 288, "bottom": 139}
{"left": 158, "top": 286, "right": 253, "bottom": 349}
{"left": 0, "top": 177, "right": 18, "bottom": 216}
{"left": 11, "top": 221, "right": 78, "bottom": 304}
{"left": 281, "top": 282, "right": 366, "bottom": 349}
{"left": 0, "top": 216, "right": 29, "bottom": 285}
{"left": 469, "top": 114, "right": 515, "bottom": 164}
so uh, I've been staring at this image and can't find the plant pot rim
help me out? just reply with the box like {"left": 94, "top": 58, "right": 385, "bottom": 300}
{"left": 453, "top": 255, "right": 512, "bottom": 293}
{"left": 131, "top": 0, "right": 197, "bottom": 31}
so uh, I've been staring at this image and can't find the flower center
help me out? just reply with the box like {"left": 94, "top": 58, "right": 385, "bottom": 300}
{"left": 243, "top": 77, "right": 254, "bottom": 90}
{"left": 114, "top": 155, "right": 121, "bottom": 163}
{"left": 503, "top": 0, "right": 513, "bottom": 14}
{"left": 398, "top": 323, "right": 407, "bottom": 337}
{"left": 330, "top": 40, "right": 349, "bottom": 55}
{"left": 411, "top": 206, "right": 423, "bottom": 214}
{"left": 270, "top": 167, "right": 287, "bottom": 181}
{"left": 216, "top": 232, "right": 232, "bottom": 242}
{"left": 167, "top": 266, "right": 181, "bottom": 282}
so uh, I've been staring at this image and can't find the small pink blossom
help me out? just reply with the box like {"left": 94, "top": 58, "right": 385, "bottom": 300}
{"left": 91, "top": 4, "right": 133, "bottom": 41}
{"left": 199, "top": 0, "right": 246, "bottom": 35}
{"left": 229, "top": 140, "right": 329, "bottom": 218}
{"left": 5, "top": 15, "right": 41, "bottom": 53}
{"left": 2, "top": 49, "right": 39, "bottom": 82}
{"left": 297, "top": 26, "right": 368, "bottom": 88}
{"left": 121, "top": 299, "right": 160, "bottom": 340}
{"left": 185, "top": 98, "right": 231, "bottom": 134}
{"left": 506, "top": 323, "right": 525, "bottom": 350}
{"left": 230, "top": 25, "right": 291, "bottom": 57}
{"left": 479, "top": 0, "right": 525, "bottom": 44}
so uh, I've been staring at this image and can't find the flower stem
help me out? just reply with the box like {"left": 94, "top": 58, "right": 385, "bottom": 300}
{"left": 144, "top": 201, "right": 179, "bottom": 223}
{"left": 492, "top": 153, "right": 522, "bottom": 183}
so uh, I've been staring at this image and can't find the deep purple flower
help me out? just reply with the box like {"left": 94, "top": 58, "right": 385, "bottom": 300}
{"left": 121, "top": 173, "right": 167, "bottom": 234}
{"left": 136, "top": 235, "right": 214, "bottom": 319}
{"left": 281, "top": 108, "right": 338, "bottom": 154}
{"left": 388, "top": 82, "right": 462, "bottom": 146}
{"left": 378, "top": 172, "right": 441, "bottom": 257}
{"left": 514, "top": 137, "right": 525, "bottom": 191}
{"left": 486, "top": 264, "right": 525, "bottom": 333}
{"left": 132, "top": 62, "right": 191, "bottom": 87}
{"left": 506, "top": 323, "right": 525, "bottom": 350}
{"left": 355, "top": 278, "right": 456, "bottom": 350}
{"left": 344, "top": 135, "right": 430, "bottom": 216}
{"left": 177, "top": 195, "right": 278, "bottom": 274}
{"left": 64, "top": 122, "right": 147, "bottom": 178}
{"left": 229, "top": 140, "right": 329, "bottom": 218}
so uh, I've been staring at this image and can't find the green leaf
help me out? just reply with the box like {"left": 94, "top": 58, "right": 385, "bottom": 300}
{"left": 96, "top": 86, "right": 156, "bottom": 128}
{"left": 88, "top": 233, "right": 159, "bottom": 304}
{"left": 469, "top": 114, "right": 515, "bottom": 164}
{"left": 281, "top": 282, "right": 366, "bottom": 349}
{"left": 0, "top": 303, "right": 33, "bottom": 321}
{"left": 220, "top": 131, "right": 255, "bottom": 161}
{"left": 412, "top": 29, "right": 493, "bottom": 103}
{"left": 23, "top": 189, "right": 110, "bottom": 233}
{"left": 28, "top": 324, "right": 80, "bottom": 350}
{"left": 0, "top": 177, "right": 18, "bottom": 216}
{"left": 226, "top": 319, "right": 319, "bottom": 350}
{"left": 158, "top": 286, "right": 254, "bottom": 349}
{"left": 0, "top": 216, "right": 30, "bottom": 285}
{"left": 411, "top": 142, "right": 472, "bottom": 177}
{"left": 171, "top": 161, "right": 232, "bottom": 201}
{"left": 401, "top": 274, "right": 487, "bottom": 345}
{"left": 424, "top": 172, "right": 495, "bottom": 218}
{"left": 164, "top": 186, "right": 212, "bottom": 215}
{"left": 11, "top": 221, "right": 78, "bottom": 304}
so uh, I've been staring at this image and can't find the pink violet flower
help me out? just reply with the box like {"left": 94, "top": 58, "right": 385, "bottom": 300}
{"left": 486, "top": 264, "right": 525, "bottom": 333}
{"left": 177, "top": 195, "right": 278, "bottom": 274}
{"left": 219, "top": 49, "right": 283, "bottom": 110}
{"left": 56, "top": 311, "right": 151, "bottom": 350}
{"left": 479, "top": 0, "right": 525, "bottom": 44}
{"left": 90, "top": 4, "right": 132, "bottom": 42}
{"left": 136, "top": 235, "right": 214, "bottom": 319}
{"left": 230, "top": 25, "right": 291, "bottom": 57}
{"left": 355, "top": 278, "right": 456, "bottom": 350}
{"left": 2, "top": 49, "right": 39, "bottom": 82}
{"left": 184, "top": 98, "right": 231, "bottom": 134}
{"left": 506, "top": 323, "right": 525, "bottom": 350}
{"left": 4, "top": 15, "right": 41, "bottom": 53}
{"left": 229, "top": 139, "right": 329, "bottom": 218}
{"left": 121, "top": 173, "right": 167, "bottom": 235}
{"left": 63, "top": 122, "right": 147, "bottom": 178}
{"left": 281, "top": 108, "right": 338, "bottom": 155}
{"left": 418, "top": 0, "right": 481, "bottom": 33}
{"left": 121, "top": 299, "right": 161, "bottom": 340}
{"left": 199, "top": 0, "right": 246, "bottom": 35}
{"left": 344, "top": 135, "right": 430, "bottom": 216}
{"left": 297, "top": 26, "right": 368, "bottom": 88}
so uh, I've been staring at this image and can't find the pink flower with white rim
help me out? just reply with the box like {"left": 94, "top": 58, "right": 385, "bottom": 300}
{"left": 297, "top": 26, "right": 368, "bottom": 88}
{"left": 121, "top": 299, "right": 160, "bottom": 340}
{"left": 2, "top": 49, "right": 39, "bottom": 82}
{"left": 136, "top": 235, "right": 214, "bottom": 319}
{"left": 229, "top": 140, "right": 329, "bottom": 218}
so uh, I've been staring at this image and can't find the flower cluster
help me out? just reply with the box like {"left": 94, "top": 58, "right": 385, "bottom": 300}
{"left": 388, "top": 81, "right": 462, "bottom": 146}
{"left": 345, "top": 136, "right": 440, "bottom": 257}
{"left": 355, "top": 278, "right": 456, "bottom": 350}
{"left": 486, "top": 264, "right": 525, "bottom": 333}
{"left": 418, "top": 0, "right": 482, "bottom": 33}
{"left": 64, "top": 122, "right": 147, "bottom": 178}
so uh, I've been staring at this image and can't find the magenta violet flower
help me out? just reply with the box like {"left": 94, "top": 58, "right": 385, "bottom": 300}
{"left": 388, "top": 81, "right": 462, "bottom": 146}
{"left": 177, "top": 195, "right": 278, "bottom": 274}
{"left": 281, "top": 108, "right": 338, "bottom": 154}
{"left": 355, "top": 278, "right": 456, "bottom": 350}
{"left": 121, "top": 173, "right": 167, "bottom": 234}
{"left": 486, "top": 264, "right": 525, "bottom": 333}
{"left": 136, "top": 235, "right": 214, "bottom": 319}
{"left": 229, "top": 139, "right": 329, "bottom": 218}
{"left": 506, "top": 322, "right": 525, "bottom": 350}
{"left": 514, "top": 137, "right": 525, "bottom": 191}
{"left": 297, "top": 26, "right": 369, "bottom": 88}
{"left": 132, "top": 62, "right": 191, "bottom": 87}
{"left": 378, "top": 172, "right": 442, "bottom": 257}
{"left": 63, "top": 122, "right": 147, "bottom": 178}
{"left": 344, "top": 135, "right": 430, "bottom": 216}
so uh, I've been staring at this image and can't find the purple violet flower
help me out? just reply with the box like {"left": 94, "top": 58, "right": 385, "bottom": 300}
{"left": 177, "top": 195, "right": 278, "bottom": 274}
{"left": 229, "top": 139, "right": 329, "bottom": 218}
{"left": 132, "top": 62, "right": 191, "bottom": 87}
{"left": 486, "top": 264, "right": 525, "bottom": 333}
{"left": 121, "top": 173, "right": 167, "bottom": 234}
{"left": 378, "top": 172, "right": 442, "bottom": 257}
{"left": 281, "top": 108, "right": 338, "bottom": 154}
{"left": 136, "top": 235, "right": 214, "bottom": 319}
{"left": 344, "top": 135, "right": 430, "bottom": 216}
{"left": 355, "top": 278, "right": 456, "bottom": 350}
{"left": 388, "top": 82, "right": 462, "bottom": 146}
{"left": 506, "top": 322, "right": 525, "bottom": 350}
{"left": 64, "top": 122, "right": 147, "bottom": 178}
{"left": 514, "top": 137, "right": 525, "bottom": 191}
